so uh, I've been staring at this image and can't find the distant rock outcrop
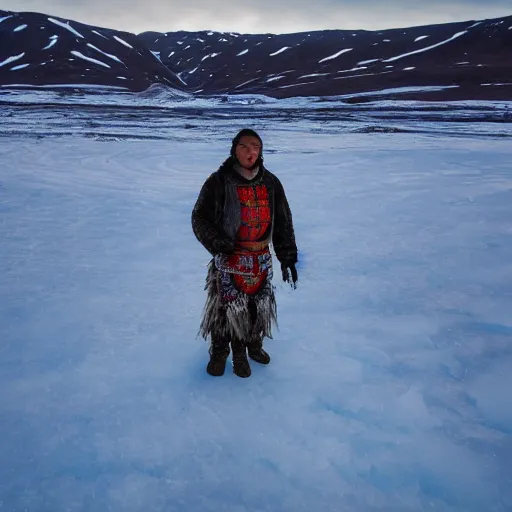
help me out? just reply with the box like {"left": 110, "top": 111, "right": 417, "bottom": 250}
{"left": 0, "top": 11, "right": 184, "bottom": 92}
{"left": 1, "top": 9, "right": 511, "bottom": 100}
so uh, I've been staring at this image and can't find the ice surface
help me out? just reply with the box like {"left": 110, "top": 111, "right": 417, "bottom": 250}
{"left": 0, "top": 97, "right": 511, "bottom": 512}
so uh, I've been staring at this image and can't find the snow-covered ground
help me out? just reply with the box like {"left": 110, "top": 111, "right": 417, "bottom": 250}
{"left": 1, "top": 99, "right": 512, "bottom": 511}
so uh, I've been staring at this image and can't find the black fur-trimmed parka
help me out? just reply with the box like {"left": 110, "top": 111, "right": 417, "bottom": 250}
{"left": 192, "top": 157, "right": 297, "bottom": 267}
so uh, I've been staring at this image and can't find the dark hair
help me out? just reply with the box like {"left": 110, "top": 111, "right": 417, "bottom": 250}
{"left": 230, "top": 128, "right": 263, "bottom": 158}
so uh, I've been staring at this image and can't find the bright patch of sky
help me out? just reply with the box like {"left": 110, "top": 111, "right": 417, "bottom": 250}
{"left": 2, "top": 1, "right": 512, "bottom": 34}
{"left": 48, "top": 17, "right": 84, "bottom": 38}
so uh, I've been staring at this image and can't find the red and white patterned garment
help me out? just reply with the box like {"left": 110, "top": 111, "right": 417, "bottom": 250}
{"left": 215, "top": 183, "right": 273, "bottom": 301}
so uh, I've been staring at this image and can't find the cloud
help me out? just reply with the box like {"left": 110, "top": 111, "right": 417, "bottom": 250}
{"left": 2, "top": 0, "right": 511, "bottom": 34}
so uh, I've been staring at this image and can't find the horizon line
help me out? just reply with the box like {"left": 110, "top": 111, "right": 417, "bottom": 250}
{"left": 2, "top": 7, "right": 512, "bottom": 36}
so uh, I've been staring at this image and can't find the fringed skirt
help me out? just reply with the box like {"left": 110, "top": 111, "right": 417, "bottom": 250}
{"left": 199, "top": 250, "right": 277, "bottom": 344}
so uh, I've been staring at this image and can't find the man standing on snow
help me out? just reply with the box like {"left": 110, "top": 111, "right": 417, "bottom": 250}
{"left": 192, "top": 128, "right": 298, "bottom": 378}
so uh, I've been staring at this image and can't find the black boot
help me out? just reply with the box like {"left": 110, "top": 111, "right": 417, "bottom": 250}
{"left": 247, "top": 338, "right": 271, "bottom": 365}
{"left": 206, "top": 337, "right": 230, "bottom": 377}
{"left": 231, "top": 339, "right": 251, "bottom": 378}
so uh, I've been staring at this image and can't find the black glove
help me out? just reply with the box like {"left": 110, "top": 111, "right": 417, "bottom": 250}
{"left": 213, "top": 238, "right": 235, "bottom": 255}
{"left": 281, "top": 262, "right": 298, "bottom": 289}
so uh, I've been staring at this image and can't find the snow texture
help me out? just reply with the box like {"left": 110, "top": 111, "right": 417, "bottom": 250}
{"left": 319, "top": 48, "right": 353, "bottom": 62}
{"left": 113, "top": 35, "right": 133, "bottom": 49}
{"left": 42, "top": 36, "right": 58, "bottom": 51}
{"left": 87, "top": 43, "right": 124, "bottom": 64}
{"left": 9, "top": 64, "right": 30, "bottom": 71}
{"left": 70, "top": 51, "right": 111, "bottom": 68}
{"left": 48, "top": 17, "right": 84, "bottom": 39}
{"left": 269, "top": 46, "right": 290, "bottom": 56}
{"left": 0, "top": 52, "right": 25, "bottom": 68}
{"left": 1, "top": 94, "right": 512, "bottom": 512}
{"left": 383, "top": 30, "right": 467, "bottom": 62}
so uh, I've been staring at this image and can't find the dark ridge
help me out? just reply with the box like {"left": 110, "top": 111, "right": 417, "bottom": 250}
{"left": 1, "top": 9, "right": 511, "bottom": 100}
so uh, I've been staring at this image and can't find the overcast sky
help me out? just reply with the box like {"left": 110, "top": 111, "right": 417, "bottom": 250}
{"left": 1, "top": 0, "right": 511, "bottom": 34}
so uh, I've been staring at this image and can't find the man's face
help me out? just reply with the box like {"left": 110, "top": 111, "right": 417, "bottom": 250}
{"left": 235, "top": 135, "right": 262, "bottom": 170}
